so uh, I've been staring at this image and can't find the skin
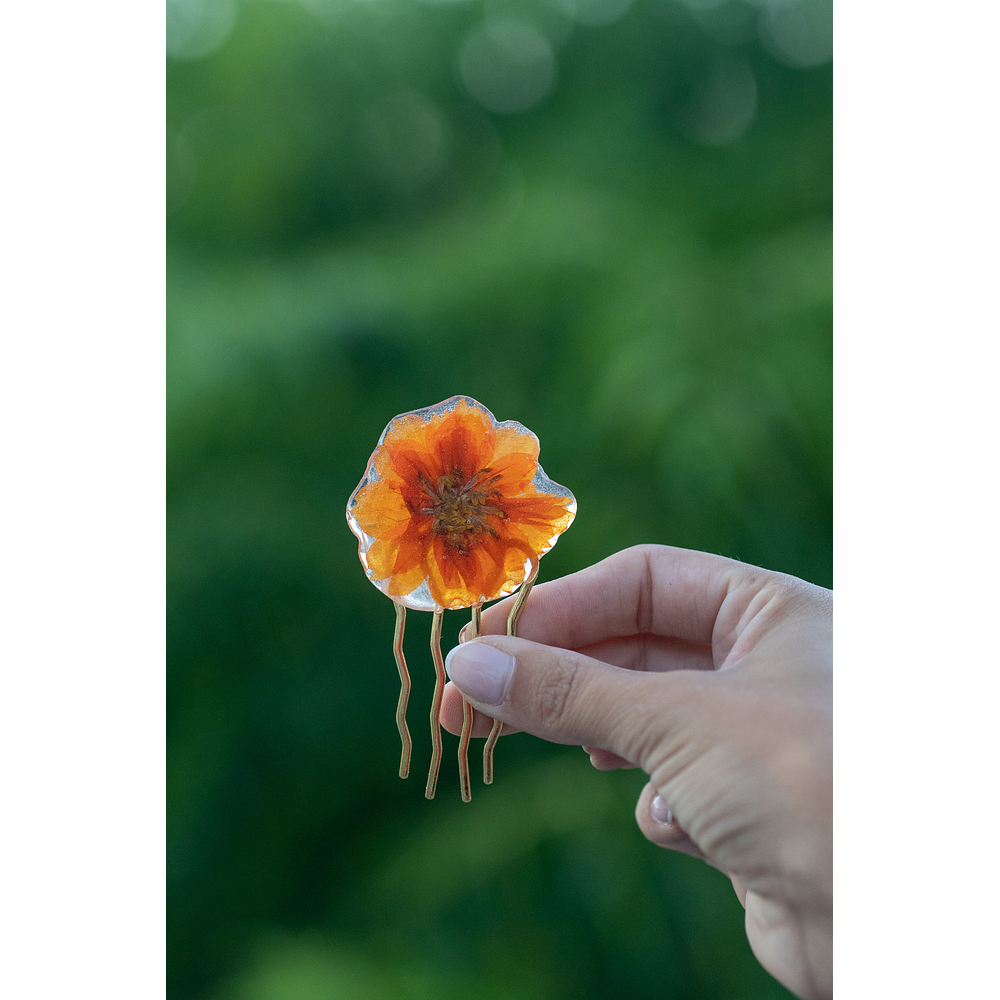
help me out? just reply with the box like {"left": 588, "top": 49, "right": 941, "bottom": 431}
{"left": 439, "top": 544, "right": 832, "bottom": 1000}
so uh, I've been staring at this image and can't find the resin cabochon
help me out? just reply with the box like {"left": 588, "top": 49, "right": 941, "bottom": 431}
{"left": 346, "top": 396, "right": 577, "bottom": 612}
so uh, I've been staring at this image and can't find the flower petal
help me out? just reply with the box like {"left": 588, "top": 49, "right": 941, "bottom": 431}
{"left": 502, "top": 494, "right": 575, "bottom": 551}
{"left": 351, "top": 480, "right": 412, "bottom": 540}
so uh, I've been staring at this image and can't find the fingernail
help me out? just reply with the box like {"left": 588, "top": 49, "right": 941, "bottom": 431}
{"left": 651, "top": 795, "right": 673, "bottom": 825}
{"left": 445, "top": 641, "right": 515, "bottom": 706}
{"left": 459, "top": 623, "right": 470, "bottom": 643}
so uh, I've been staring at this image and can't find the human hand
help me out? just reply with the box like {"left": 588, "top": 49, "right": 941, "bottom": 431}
{"left": 440, "top": 544, "right": 832, "bottom": 1000}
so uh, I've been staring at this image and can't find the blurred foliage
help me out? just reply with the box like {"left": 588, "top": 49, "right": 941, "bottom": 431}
{"left": 168, "top": 0, "right": 830, "bottom": 996}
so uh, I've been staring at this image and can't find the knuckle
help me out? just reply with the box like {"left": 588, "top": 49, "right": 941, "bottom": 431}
{"left": 533, "top": 652, "right": 582, "bottom": 731}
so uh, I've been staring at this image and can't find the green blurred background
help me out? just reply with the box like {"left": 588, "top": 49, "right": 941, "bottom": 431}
{"left": 167, "top": 0, "right": 831, "bottom": 995}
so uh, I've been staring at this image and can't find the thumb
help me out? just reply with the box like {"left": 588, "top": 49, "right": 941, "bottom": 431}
{"left": 444, "top": 636, "right": 687, "bottom": 768}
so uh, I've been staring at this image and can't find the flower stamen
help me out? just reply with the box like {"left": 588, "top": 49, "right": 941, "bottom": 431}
{"left": 418, "top": 466, "right": 509, "bottom": 554}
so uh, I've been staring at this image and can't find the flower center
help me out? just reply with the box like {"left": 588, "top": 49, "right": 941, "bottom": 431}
{"left": 419, "top": 467, "right": 507, "bottom": 553}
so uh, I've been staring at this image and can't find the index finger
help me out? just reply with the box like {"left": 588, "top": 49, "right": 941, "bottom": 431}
{"left": 471, "top": 544, "right": 758, "bottom": 650}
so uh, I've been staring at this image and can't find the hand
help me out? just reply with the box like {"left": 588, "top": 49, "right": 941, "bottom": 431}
{"left": 440, "top": 544, "right": 832, "bottom": 1000}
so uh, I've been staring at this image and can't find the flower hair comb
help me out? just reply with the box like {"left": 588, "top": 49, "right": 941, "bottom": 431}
{"left": 347, "top": 396, "right": 576, "bottom": 801}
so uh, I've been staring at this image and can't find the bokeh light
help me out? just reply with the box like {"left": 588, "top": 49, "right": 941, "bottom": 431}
{"left": 166, "top": 0, "right": 237, "bottom": 60}
{"left": 458, "top": 18, "right": 557, "bottom": 114}
{"left": 754, "top": 0, "right": 833, "bottom": 68}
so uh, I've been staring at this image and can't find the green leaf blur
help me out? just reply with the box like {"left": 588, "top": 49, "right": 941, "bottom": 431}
{"left": 168, "top": 0, "right": 830, "bottom": 996}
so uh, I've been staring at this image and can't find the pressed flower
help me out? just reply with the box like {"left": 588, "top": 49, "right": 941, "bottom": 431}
{"left": 349, "top": 396, "right": 575, "bottom": 611}
{"left": 346, "top": 396, "right": 576, "bottom": 801}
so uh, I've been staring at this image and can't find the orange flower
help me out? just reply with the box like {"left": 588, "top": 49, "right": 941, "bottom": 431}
{"left": 347, "top": 396, "right": 576, "bottom": 611}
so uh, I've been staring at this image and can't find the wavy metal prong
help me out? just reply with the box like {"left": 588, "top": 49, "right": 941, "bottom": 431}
{"left": 506, "top": 560, "right": 538, "bottom": 637}
{"left": 483, "top": 560, "right": 539, "bottom": 784}
{"left": 459, "top": 696, "right": 473, "bottom": 802}
{"left": 457, "top": 605, "right": 482, "bottom": 802}
{"left": 393, "top": 602, "right": 412, "bottom": 779}
{"left": 425, "top": 609, "right": 445, "bottom": 800}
